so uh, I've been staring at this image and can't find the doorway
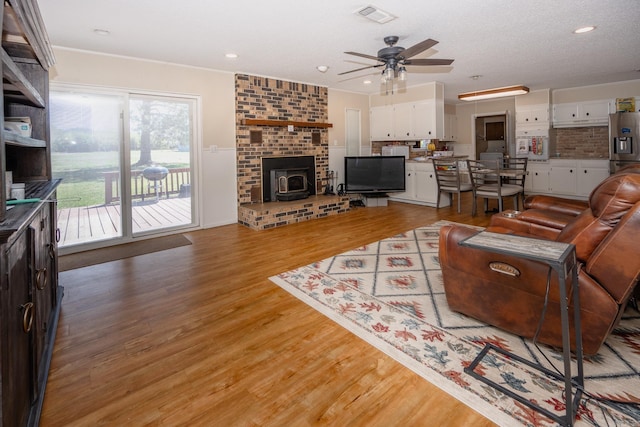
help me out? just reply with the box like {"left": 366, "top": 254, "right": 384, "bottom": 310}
{"left": 473, "top": 113, "right": 509, "bottom": 159}
{"left": 50, "top": 85, "right": 198, "bottom": 254}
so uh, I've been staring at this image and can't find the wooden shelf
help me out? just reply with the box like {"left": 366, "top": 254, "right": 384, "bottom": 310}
{"left": 241, "top": 119, "right": 333, "bottom": 128}
{"left": 4, "top": 130, "right": 46, "bottom": 148}
{"left": 2, "top": 48, "right": 45, "bottom": 107}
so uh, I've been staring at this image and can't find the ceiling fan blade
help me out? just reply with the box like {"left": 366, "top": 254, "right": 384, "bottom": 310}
{"left": 344, "top": 51, "right": 381, "bottom": 62}
{"left": 404, "top": 58, "right": 454, "bottom": 66}
{"left": 397, "top": 38, "right": 438, "bottom": 59}
{"left": 338, "top": 64, "right": 383, "bottom": 76}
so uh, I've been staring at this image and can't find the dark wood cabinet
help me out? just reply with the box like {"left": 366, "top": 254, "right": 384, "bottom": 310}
{"left": 485, "top": 121, "right": 505, "bottom": 140}
{"left": 1, "top": 1, "right": 61, "bottom": 426}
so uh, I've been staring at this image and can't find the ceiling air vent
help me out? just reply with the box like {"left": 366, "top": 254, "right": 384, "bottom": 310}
{"left": 355, "top": 5, "right": 396, "bottom": 24}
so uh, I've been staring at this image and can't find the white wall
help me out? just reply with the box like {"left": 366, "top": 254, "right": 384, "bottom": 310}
{"left": 50, "top": 48, "right": 238, "bottom": 228}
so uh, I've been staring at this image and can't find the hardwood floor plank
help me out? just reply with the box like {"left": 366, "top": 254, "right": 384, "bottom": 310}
{"left": 41, "top": 195, "right": 498, "bottom": 426}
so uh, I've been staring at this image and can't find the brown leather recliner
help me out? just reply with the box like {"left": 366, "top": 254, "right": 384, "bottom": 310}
{"left": 493, "top": 164, "right": 640, "bottom": 239}
{"left": 439, "top": 172, "right": 640, "bottom": 355}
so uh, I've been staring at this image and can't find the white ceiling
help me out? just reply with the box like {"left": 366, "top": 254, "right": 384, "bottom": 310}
{"left": 38, "top": 0, "right": 640, "bottom": 103}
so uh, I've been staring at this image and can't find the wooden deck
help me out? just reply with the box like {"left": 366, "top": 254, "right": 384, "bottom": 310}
{"left": 57, "top": 197, "right": 192, "bottom": 246}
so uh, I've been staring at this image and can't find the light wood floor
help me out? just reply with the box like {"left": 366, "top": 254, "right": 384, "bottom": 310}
{"left": 42, "top": 194, "right": 501, "bottom": 426}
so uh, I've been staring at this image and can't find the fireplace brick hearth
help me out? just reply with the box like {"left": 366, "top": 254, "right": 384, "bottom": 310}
{"left": 236, "top": 74, "right": 346, "bottom": 229}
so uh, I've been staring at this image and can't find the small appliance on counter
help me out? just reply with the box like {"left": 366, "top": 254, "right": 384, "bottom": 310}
{"left": 381, "top": 145, "right": 410, "bottom": 159}
{"left": 609, "top": 112, "right": 640, "bottom": 174}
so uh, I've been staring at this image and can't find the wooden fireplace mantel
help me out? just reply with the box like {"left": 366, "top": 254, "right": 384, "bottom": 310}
{"left": 241, "top": 119, "right": 333, "bottom": 128}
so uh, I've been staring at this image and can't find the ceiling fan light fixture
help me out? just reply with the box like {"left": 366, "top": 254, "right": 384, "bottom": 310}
{"left": 398, "top": 66, "right": 407, "bottom": 81}
{"left": 458, "top": 85, "right": 529, "bottom": 101}
{"left": 383, "top": 66, "right": 394, "bottom": 81}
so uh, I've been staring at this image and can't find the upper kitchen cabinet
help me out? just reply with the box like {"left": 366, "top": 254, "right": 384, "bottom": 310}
{"left": 443, "top": 113, "right": 457, "bottom": 141}
{"left": 369, "top": 81, "right": 445, "bottom": 141}
{"left": 370, "top": 105, "right": 395, "bottom": 140}
{"left": 515, "top": 104, "right": 550, "bottom": 129}
{"left": 515, "top": 89, "right": 551, "bottom": 132}
{"left": 370, "top": 99, "right": 444, "bottom": 141}
{"left": 552, "top": 100, "right": 612, "bottom": 127}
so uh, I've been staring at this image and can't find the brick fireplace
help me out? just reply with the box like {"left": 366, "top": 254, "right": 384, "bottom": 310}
{"left": 235, "top": 74, "right": 349, "bottom": 230}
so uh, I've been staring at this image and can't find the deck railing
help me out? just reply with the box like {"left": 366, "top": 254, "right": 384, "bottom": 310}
{"left": 103, "top": 167, "right": 191, "bottom": 204}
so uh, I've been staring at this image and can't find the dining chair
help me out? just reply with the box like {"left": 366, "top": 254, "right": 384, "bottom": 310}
{"left": 432, "top": 158, "right": 473, "bottom": 213}
{"left": 502, "top": 157, "right": 528, "bottom": 207}
{"left": 466, "top": 159, "right": 524, "bottom": 215}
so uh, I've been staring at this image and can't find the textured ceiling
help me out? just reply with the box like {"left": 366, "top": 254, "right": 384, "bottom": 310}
{"left": 39, "top": 0, "right": 640, "bottom": 102}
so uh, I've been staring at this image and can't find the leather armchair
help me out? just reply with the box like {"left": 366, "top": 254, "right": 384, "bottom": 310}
{"left": 439, "top": 172, "right": 640, "bottom": 355}
{"left": 492, "top": 166, "right": 640, "bottom": 239}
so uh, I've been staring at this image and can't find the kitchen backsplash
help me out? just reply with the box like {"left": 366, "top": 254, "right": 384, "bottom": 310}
{"left": 554, "top": 126, "right": 609, "bottom": 158}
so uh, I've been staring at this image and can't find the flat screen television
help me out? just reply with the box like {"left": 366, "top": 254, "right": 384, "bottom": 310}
{"left": 344, "top": 156, "right": 406, "bottom": 194}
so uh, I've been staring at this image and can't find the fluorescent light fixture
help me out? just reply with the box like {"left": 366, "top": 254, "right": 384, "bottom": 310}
{"left": 225, "top": 53, "right": 238, "bottom": 59}
{"left": 574, "top": 26, "right": 596, "bottom": 34}
{"left": 458, "top": 85, "right": 529, "bottom": 101}
{"left": 93, "top": 29, "right": 110, "bottom": 36}
{"left": 363, "top": 80, "right": 372, "bottom": 85}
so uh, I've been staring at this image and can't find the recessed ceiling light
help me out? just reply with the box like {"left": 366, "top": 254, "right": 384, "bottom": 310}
{"left": 316, "top": 65, "right": 329, "bottom": 73}
{"left": 574, "top": 26, "right": 596, "bottom": 34}
{"left": 93, "top": 29, "right": 110, "bottom": 36}
{"left": 225, "top": 53, "right": 238, "bottom": 59}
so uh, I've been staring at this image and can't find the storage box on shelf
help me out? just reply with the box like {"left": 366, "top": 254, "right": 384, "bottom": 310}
{"left": 1, "top": 1, "right": 61, "bottom": 426}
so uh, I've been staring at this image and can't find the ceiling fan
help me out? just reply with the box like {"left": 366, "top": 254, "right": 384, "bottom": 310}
{"left": 339, "top": 36, "right": 454, "bottom": 81}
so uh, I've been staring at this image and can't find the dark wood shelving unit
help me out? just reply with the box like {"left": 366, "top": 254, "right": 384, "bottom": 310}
{"left": 1, "top": 1, "right": 62, "bottom": 426}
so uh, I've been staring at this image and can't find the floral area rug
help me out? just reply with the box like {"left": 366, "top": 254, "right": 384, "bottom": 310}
{"left": 269, "top": 221, "right": 640, "bottom": 426}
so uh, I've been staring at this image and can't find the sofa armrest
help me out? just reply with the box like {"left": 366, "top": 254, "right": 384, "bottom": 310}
{"left": 523, "top": 194, "right": 588, "bottom": 216}
{"left": 488, "top": 210, "right": 567, "bottom": 239}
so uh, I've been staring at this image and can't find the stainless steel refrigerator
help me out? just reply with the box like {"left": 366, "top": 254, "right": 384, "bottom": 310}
{"left": 610, "top": 112, "right": 640, "bottom": 174}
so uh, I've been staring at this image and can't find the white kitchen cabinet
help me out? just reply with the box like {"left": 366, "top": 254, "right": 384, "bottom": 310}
{"left": 549, "top": 160, "right": 577, "bottom": 195}
{"left": 526, "top": 159, "right": 609, "bottom": 199}
{"left": 413, "top": 101, "right": 443, "bottom": 139}
{"left": 390, "top": 161, "right": 449, "bottom": 207}
{"left": 414, "top": 166, "right": 438, "bottom": 202}
{"left": 370, "top": 105, "right": 394, "bottom": 140}
{"left": 370, "top": 100, "right": 444, "bottom": 141}
{"left": 552, "top": 100, "right": 612, "bottom": 127}
{"left": 516, "top": 104, "right": 550, "bottom": 129}
{"left": 576, "top": 160, "right": 609, "bottom": 197}
{"left": 443, "top": 113, "right": 458, "bottom": 141}
{"left": 394, "top": 103, "right": 414, "bottom": 139}
{"left": 525, "top": 162, "right": 550, "bottom": 194}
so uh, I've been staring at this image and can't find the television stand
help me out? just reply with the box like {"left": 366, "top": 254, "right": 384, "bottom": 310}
{"left": 362, "top": 193, "right": 388, "bottom": 207}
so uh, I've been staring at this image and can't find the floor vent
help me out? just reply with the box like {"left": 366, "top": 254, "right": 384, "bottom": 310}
{"left": 355, "top": 5, "right": 396, "bottom": 24}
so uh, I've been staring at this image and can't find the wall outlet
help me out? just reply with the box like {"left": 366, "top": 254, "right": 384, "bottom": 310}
{"left": 287, "top": 124, "right": 294, "bottom": 132}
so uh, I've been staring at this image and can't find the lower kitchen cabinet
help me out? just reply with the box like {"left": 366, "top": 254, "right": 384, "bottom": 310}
{"left": 390, "top": 161, "right": 450, "bottom": 207}
{"left": 1, "top": 184, "right": 62, "bottom": 427}
{"left": 525, "top": 159, "right": 609, "bottom": 199}
{"left": 576, "top": 160, "right": 610, "bottom": 197}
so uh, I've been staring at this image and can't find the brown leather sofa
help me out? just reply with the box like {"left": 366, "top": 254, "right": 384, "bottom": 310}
{"left": 439, "top": 172, "right": 640, "bottom": 355}
{"left": 491, "top": 165, "right": 640, "bottom": 239}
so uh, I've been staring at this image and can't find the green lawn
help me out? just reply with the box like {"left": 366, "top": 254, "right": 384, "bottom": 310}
{"left": 52, "top": 150, "right": 190, "bottom": 209}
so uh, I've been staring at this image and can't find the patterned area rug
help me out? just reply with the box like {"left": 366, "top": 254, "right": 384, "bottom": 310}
{"left": 270, "top": 221, "right": 640, "bottom": 426}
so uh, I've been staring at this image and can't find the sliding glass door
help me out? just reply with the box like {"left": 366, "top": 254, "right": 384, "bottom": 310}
{"left": 50, "top": 86, "right": 197, "bottom": 253}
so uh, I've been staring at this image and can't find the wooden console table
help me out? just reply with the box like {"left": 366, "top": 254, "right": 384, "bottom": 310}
{"left": 459, "top": 231, "right": 584, "bottom": 427}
